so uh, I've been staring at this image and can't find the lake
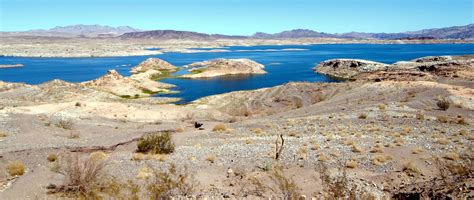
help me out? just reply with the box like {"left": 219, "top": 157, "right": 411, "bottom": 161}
{"left": 1, "top": 44, "right": 473, "bottom": 103}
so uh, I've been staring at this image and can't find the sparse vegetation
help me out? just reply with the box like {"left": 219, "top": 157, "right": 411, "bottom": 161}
{"left": 137, "top": 132, "right": 175, "bottom": 154}
{"left": 6, "top": 160, "right": 26, "bottom": 176}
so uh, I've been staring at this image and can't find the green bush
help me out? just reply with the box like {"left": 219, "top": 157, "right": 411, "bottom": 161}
{"left": 137, "top": 132, "right": 175, "bottom": 154}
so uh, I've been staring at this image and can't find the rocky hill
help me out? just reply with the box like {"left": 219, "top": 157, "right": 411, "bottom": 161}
{"left": 119, "top": 30, "right": 246, "bottom": 40}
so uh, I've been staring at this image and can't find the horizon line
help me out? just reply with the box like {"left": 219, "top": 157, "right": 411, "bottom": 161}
{"left": 2, "top": 23, "right": 472, "bottom": 36}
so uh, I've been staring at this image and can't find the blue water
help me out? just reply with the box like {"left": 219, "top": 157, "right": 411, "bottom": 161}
{"left": 1, "top": 44, "right": 473, "bottom": 103}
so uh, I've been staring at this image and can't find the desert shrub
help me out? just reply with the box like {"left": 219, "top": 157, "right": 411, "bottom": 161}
{"left": 55, "top": 118, "right": 74, "bottom": 130}
{"left": 137, "top": 132, "right": 175, "bottom": 154}
{"left": 402, "top": 160, "right": 421, "bottom": 176}
{"left": 443, "top": 152, "right": 459, "bottom": 161}
{"left": 90, "top": 151, "right": 107, "bottom": 162}
{"left": 358, "top": 113, "right": 368, "bottom": 119}
{"left": 251, "top": 164, "right": 300, "bottom": 199}
{"left": 346, "top": 160, "right": 358, "bottom": 168}
{"left": 205, "top": 155, "right": 215, "bottom": 164}
{"left": 7, "top": 160, "right": 25, "bottom": 176}
{"left": 48, "top": 153, "right": 58, "bottom": 162}
{"left": 378, "top": 104, "right": 386, "bottom": 110}
{"left": 319, "top": 161, "right": 358, "bottom": 198}
{"left": 436, "top": 97, "right": 450, "bottom": 111}
{"left": 212, "top": 124, "right": 227, "bottom": 132}
{"left": 146, "top": 164, "right": 196, "bottom": 198}
{"left": 456, "top": 115, "right": 467, "bottom": 125}
{"left": 54, "top": 153, "right": 107, "bottom": 197}
{"left": 437, "top": 115, "right": 448, "bottom": 123}
{"left": 0, "top": 131, "right": 7, "bottom": 137}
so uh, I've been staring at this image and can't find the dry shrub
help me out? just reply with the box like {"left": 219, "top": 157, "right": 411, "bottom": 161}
{"left": 175, "top": 127, "right": 185, "bottom": 132}
{"left": 252, "top": 128, "right": 264, "bottom": 136}
{"left": 48, "top": 153, "right": 58, "bottom": 162}
{"left": 411, "top": 147, "right": 424, "bottom": 154}
{"left": 212, "top": 124, "right": 227, "bottom": 132}
{"left": 372, "top": 155, "right": 392, "bottom": 166}
{"left": 436, "top": 138, "right": 450, "bottom": 145}
{"left": 146, "top": 164, "right": 196, "bottom": 198}
{"left": 54, "top": 153, "right": 107, "bottom": 198}
{"left": 437, "top": 115, "right": 449, "bottom": 123}
{"left": 436, "top": 97, "right": 450, "bottom": 111}
{"left": 318, "top": 161, "right": 371, "bottom": 199}
{"left": 90, "top": 151, "right": 107, "bottom": 162}
{"left": 346, "top": 160, "right": 358, "bottom": 168}
{"left": 456, "top": 115, "right": 467, "bottom": 125}
{"left": 251, "top": 164, "right": 300, "bottom": 198}
{"left": 7, "top": 160, "right": 25, "bottom": 176}
{"left": 205, "top": 155, "right": 215, "bottom": 164}
{"left": 55, "top": 118, "right": 74, "bottom": 130}
{"left": 0, "top": 131, "right": 7, "bottom": 137}
{"left": 443, "top": 152, "right": 459, "bottom": 161}
{"left": 358, "top": 113, "right": 368, "bottom": 119}
{"left": 402, "top": 160, "right": 421, "bottom": 176}
{"left": 137, "top": 132, "right": 175, "bottom": 154}
{"left": 351, "top": 145, "right": 362, "bottom": 153}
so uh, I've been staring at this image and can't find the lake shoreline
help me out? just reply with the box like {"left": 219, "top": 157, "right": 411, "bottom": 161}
{"left": 1, "top": 37, "right": 473, "bottom": 58}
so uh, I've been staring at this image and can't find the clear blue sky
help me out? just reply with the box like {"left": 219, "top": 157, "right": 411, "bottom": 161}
{"left": 0, "top": 0, "right": 472, "bottom": 35}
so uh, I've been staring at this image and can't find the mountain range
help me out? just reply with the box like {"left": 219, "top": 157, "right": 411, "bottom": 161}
{"left": 3, "top": 24, "right": 473, "bottom": 40}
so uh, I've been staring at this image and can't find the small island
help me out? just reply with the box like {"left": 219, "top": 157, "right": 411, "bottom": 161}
{"left": 180, "top": 58, "right": 266, "bottom": 78}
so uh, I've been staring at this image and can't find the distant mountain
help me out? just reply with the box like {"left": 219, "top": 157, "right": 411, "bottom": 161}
{"left": 251, "top": 24, "right": 473, "bottom": 40}
{"left": 3, "top": 24, "right": 142, "bottom": 37}
{"left": 252, "top": 29, "right": 334, "bottom": 39}
{"left": 338, "top": 24, "right": 474, "bottom": 40}
{"left": 48, "top": 24, "right": 141, "bottom": 36}
{"left": 120, "top": 30, "right": 247, "bottom": 40}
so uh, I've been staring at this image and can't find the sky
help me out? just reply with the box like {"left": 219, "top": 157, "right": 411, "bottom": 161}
{"left": 0, "top": 0, "right": 473, "bottom": 35}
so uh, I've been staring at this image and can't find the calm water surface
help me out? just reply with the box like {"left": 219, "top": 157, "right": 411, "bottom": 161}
{"left": 1, "top": 44, "right": 473, "bottom": 103}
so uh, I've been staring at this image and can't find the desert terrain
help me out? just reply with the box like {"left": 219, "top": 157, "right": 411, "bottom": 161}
{"left": 0, "top": 54, "right": 472, "bottom": 199}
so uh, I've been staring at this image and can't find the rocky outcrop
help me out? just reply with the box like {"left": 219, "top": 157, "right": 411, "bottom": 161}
{"left": 82, "top": 70, "right": 174, "bottom": 97}
{"left": 181, "top": 58, "right": 266, "bottom": 78}
{"left": 313, "top": 59, "right": 390, "bottom": 79}
{"left": 130, "top": 58, "right": 177, "bottom": 74}
{"left": 314, "top": 55, "right": 474, "bottom": 81}
{"left": 193, "top": 82, "right": 350, "bottom": 116}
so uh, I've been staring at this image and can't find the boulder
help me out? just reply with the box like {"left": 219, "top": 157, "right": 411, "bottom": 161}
{"left": 181, "top": 58, "right": 266, "bottom": 78}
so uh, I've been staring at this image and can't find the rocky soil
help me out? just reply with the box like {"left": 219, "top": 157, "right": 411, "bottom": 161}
{"left": 0, "top": 55, "right": 473, "bottom": 199}
{"left": 181, "top": 58, "right": 266, "bottom": 78}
